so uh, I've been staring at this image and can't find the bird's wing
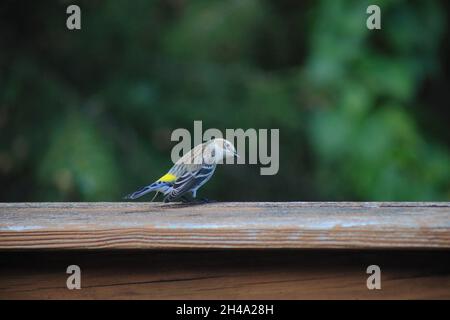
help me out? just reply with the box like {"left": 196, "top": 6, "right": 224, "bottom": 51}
{"left": 164, "top": 164, "right": 215, "bottom": 201}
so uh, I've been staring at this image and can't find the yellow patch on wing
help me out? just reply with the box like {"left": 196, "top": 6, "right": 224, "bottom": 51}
{"left": 158, "top": 173, "right": 177, "bottom": 183}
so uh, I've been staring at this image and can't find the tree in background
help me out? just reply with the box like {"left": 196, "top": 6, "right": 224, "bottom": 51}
{"left": 0, "top": 0, "right": 449, "bottom": 201}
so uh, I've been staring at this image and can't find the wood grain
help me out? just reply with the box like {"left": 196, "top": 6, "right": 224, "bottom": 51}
{"left": 0, "top": 250, "right": 449, "bottom": 299}
{"left": 0, "top": 202, "right": 449, "bottom": 250}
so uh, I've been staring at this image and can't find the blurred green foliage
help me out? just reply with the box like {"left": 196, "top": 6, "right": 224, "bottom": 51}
{"left": 0, "top": 0, "right": 449, "bottom": 201}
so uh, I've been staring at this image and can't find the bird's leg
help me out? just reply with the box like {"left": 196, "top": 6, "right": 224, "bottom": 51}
{"left": 180, "top": 194, "right": 193, "bottom": 203}
{"left": 179, "top": 192, "right": 215, "bottom": 205}
{"left": 150, "top": 191, "right": 159, "bottom": 202}
{"left": 190, "top": 191, "right": 207, "bottom": 204}
{"left": 191, "top": 190, "right": 215, "bottom": 204}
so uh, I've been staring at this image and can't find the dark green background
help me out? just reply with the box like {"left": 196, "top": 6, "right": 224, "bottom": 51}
{"left": 1, "top": 0, "right": 449, "bottom": 201}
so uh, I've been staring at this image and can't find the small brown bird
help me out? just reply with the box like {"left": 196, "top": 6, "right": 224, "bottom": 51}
{"left": 125, "top": 138, "right": 238, "bottom": 202}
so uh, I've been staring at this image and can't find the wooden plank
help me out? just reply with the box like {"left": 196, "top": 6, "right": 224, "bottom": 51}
{"left": 0, "top": 250, "right": 449, "bottom": 299}
{"left": 0, "top": 202, "right": 449, "bottom": 250}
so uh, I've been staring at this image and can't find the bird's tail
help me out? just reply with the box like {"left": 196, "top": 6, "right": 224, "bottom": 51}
{"left": 124, "top": 183, "right": 159, "bottom": 200}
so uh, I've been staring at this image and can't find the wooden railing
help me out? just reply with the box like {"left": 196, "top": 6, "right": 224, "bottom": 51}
{"left": 1, "top": 202, "right": 449, "bottom": 250}
{"left": 1, "top": 202, "right": 450, "bottom": 299}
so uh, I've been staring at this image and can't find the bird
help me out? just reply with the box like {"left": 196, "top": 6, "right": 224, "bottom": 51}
{"left": 124, "top": 138, "right": 239, "bottom": 203}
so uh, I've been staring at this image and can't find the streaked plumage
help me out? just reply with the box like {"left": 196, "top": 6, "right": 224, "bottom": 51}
{"left": 125, "top": 138, "right": 238, "bottom": 202}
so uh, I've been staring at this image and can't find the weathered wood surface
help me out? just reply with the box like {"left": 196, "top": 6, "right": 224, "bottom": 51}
{"left": 0, "top": 202, "right": 449, "bottom": 250}
{"left": 1, "top": 250, "right": 449, "bottom": 299}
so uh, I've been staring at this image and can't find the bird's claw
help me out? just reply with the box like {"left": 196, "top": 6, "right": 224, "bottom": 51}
{"left": 199, "top": 197, "right": 216, "bottom": 203}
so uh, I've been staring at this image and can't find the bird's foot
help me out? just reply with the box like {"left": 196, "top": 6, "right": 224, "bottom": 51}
{"left": 198, "top": 197, "right": 216, "bottom": 204}
{"left": 171, "top": 196, "right": 215, "bottom": 205}
{"left": 180, "top": 196, "right": 192, "bottom": 203}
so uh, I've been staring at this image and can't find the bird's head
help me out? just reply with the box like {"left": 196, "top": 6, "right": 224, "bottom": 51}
{"left": 204, "top": 138, "right": 239, "bottom": 164}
